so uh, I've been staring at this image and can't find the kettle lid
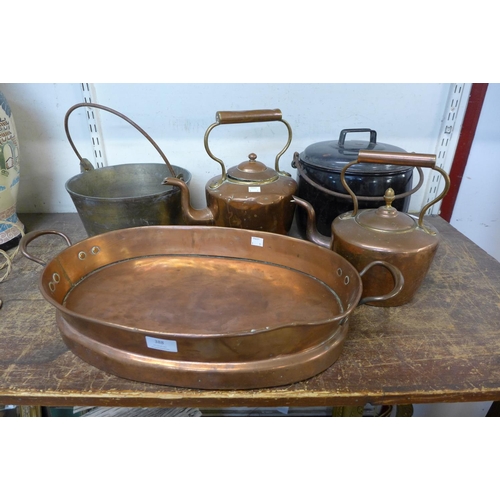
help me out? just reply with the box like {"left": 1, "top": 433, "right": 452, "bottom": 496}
{"left": 354, "top": 188, "right": 417, "bottom": 232}
{"left": 227, "top": 153, "right": 279, "bottom": 182}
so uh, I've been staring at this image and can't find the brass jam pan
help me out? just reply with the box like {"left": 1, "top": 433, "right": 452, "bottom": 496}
{"left": 21, "top": 225, "right": 402, "bottom": 390}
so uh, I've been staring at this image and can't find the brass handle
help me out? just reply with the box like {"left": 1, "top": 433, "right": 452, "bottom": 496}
{"left": 358, "top": 261, "right": 405, "bottom": 305}
{"left": 64, "top": 103, "right": 179, "bottom": 178}
{"left": 357, "top": 150, "right": 437, "bottom": 168}
{"left": 341, "top": 150, "right": 451, "bottom": 228}
{"left": 20, "top": 230, "right": 72, "bottom": 266}
{"left": 204, "top": 108, "right": 293, "bottom": 185}
{"left": 332, "top": 260, "right": 404, "bottom": 323}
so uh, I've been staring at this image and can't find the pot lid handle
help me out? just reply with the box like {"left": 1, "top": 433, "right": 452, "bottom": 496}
{"left": 338, "top": 128, "right": 377, "bottom": 148}
{"left": 340, "top": 150, "right": 450, "bottom": 230}
{"left": 204, "top": 109, "right": 293, "bottom": 188}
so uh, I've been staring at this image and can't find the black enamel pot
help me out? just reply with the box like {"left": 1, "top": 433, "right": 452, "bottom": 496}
{"left": 292, "top": 128, "right": 423, "bottom": 237}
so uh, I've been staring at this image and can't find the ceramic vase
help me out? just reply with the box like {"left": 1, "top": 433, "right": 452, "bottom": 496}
{"left": 0, "top": 90, "right": 23, "bottom": 250}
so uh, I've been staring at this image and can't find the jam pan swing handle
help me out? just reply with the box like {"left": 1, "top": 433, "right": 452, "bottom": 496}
{"left": 64, "top": 102, "right": 179, "bottom": 178}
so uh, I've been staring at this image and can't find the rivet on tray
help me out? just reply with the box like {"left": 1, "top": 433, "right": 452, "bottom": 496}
{"left": 78, "top": 251, "right": 87, "bottom": 260}
{"left": 49, "top": 282, "right": 56, "bottom": 292}
{"left": 91, "top": 246, "right": 100, "bottom": 255}
{"left": 52, "top": 273, "right": 60, "bottom": 283}
{"left": 344, "top": 276, "right": 350, "bottom": 285}
{"left": 337, "top": 268, "right": 343, "bottom": 276}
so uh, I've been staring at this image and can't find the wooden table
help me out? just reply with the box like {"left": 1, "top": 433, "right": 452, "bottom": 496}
{"left": 1, "top": 213, "right": 499, "bottom": 409}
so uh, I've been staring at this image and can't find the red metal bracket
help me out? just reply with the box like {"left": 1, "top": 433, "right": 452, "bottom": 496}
{"left": 440, "top": 83, "right": 489, "bottom": 221}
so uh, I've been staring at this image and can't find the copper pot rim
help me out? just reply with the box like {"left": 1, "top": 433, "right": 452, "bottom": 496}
{"left": 34, "top": 225, "right": 365, "bottom": 338}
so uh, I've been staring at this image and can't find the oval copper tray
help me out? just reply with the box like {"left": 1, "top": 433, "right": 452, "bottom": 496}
{"left": 24, "top": 226, "right": 364, "bottom": 389}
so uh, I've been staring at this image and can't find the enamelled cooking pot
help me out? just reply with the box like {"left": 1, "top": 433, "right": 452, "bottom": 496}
{"left": 294, "top": 150, "right": 450, "bottom": 307}
{"left": 64, "top": 103, "right": 191, "bottom": 237}
{"left": 292, "top": 128, "right": 424, "bottom": 237}
{"left": 21, "top": 225, "right": 402, "bottom": 390}
{"left": 163, "top": 109, "right": 297, "bottom": 235}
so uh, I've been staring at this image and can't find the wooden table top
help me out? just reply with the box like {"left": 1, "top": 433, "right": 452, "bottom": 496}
{"left": 1, "top": 213, "right": 499, "bottom": 408}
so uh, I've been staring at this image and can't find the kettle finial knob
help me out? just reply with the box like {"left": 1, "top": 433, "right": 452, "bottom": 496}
{"left": 248, "top": 153, "right": 257, "bottom": 162}
{"left": 384, "top": 188, "right": 396, "bottom": 208}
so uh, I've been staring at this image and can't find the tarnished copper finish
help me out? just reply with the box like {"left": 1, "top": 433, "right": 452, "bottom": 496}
{"left": 163, "top": 109, "right": 297, "bottom": 234}
{"left": 21, "top": 225, "right": 400, "bottom": 390}
{"left": 64, "top": 103, "right": 190, "bottom": 236}
{"left": 295, "top": 150, "right": 451, "bottom": 307}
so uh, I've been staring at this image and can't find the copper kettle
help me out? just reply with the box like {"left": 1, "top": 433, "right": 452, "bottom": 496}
{"left": 294, "top": 150, "right": 450, "bottom": 306}
{"left": 163, "top": 109, "right": 297, "bottom": 235}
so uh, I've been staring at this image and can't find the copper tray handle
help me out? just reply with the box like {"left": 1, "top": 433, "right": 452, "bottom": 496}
{"left": 204, "top": 109, "right": 293, "bottom": 185}
{"left": 292, "top": 152, "right": 425, "bottom": 202}
{"left": 64, "top": 103, "right": 179, "bottom": 178}
{"left": 341, "top": 150, "right": 451, "bottom": 228}
{"left": 358, "top": 261, "right": 404, "bottom": 305}
{"left": 20, "top": 230, "right": 72, "bottom": 266}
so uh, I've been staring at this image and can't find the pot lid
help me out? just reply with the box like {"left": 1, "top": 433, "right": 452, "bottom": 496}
{"left": 227, "top": 153, "right": 279, "bottom": 182}
{"left": 299, "top": 128, "right": 412, "bottom": 175}
{"left": 355, "top": 188, "right": 417, "bottom": 232}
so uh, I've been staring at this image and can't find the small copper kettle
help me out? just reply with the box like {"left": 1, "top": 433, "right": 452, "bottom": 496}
{"left": 295, "top": 150, "right": 450, "bottom": 306}
{"left": 163, "top": 109, "right": 297, "bottom": 235}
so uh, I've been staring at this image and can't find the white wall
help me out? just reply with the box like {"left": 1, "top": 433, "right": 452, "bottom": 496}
{"left": 450, "top": 83, "right": 500, "bottom": 263}
{"left": 1, "top": 83, "right": 453, "bottom": 212}
{"left": 1, "top": 84, "right": 91, "bottom": 213}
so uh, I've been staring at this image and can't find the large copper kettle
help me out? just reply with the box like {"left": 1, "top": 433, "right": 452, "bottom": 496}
{"left": 294, "top": 150, "right": 450, "bottom": 306}
{"left": 163, "top": 109, "right": 297, "bottom": 235}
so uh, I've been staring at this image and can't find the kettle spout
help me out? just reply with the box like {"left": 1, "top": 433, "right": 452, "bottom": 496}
{"left": 162, "top": 177, "right": 214, "bottom": 225}
{"left": 292, "top": 196, "right": 332, "bottom": 249}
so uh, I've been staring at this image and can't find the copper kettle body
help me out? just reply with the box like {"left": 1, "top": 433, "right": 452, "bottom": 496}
{"left": 295, "top": 150, "right": 451, "bottom": 307}
{"left": 164, "top": 109, "right": 297, "bottom": 235}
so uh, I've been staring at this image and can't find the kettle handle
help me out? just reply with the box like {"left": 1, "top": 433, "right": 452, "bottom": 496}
{"left": 341, "top": 150, "right": 450, "bottom": 228}
{"left": 204, "top": 109, "right": 293, "bottom": 185}
{"left": 64, "top": 103, "right": 179, "bottom": 178}
{"left": 216, "top": 109, "right": 283, "bottom": 124}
